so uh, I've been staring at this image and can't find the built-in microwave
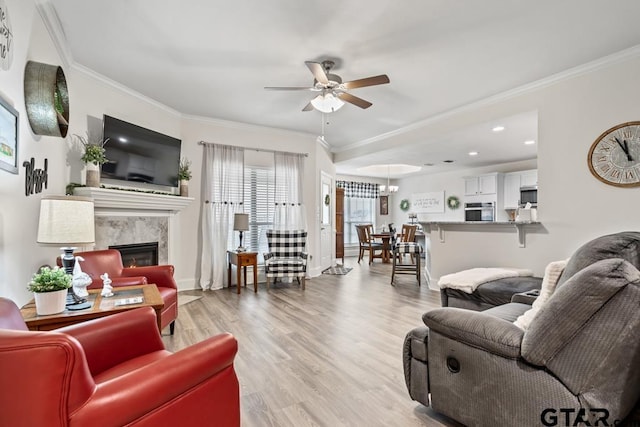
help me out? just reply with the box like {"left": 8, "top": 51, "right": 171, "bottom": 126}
{"left": 464, "top": 202, "right": 495, "bottom": 222}
{"left": 520, "top": 186, "right": 538, "bottom": 207}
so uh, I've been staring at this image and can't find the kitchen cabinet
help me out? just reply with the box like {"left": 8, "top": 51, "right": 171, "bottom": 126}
{"left": 464, "top": 174, "right": 497, "bottom": 196}
{"left": 521, "top": 170, "right": 538, "bottom": 187}
{"left": 503, "top": 169, "right": 538, "bottom": 209}
{"left": 503, "top": 172, "right": 521, "bottom": 209}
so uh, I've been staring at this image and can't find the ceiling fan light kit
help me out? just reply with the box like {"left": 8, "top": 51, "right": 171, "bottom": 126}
{"left": 265, "top": 59, "right": 389, "bottom": 113}
{"left": 310, "top": 93, "right": 344, "bottom": 113}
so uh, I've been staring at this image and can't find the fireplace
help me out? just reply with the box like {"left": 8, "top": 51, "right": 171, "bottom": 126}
{"left": 110, "top": 242, "right": 159, "bottom": 268}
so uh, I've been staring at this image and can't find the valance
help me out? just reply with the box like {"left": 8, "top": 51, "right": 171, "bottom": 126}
{"left": 336, "top": 180, "right": 379, "bottom": 199}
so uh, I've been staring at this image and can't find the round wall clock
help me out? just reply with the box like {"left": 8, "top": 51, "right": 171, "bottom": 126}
{"left": 588, "top": 121, "right": 640, "bottom": 187}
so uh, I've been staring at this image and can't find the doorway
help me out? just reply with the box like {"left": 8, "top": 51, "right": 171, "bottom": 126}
{"left": 320, "top": 172, "right": 333, "bottom": 271}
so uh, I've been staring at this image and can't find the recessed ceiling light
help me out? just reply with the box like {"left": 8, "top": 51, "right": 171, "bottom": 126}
{"left": 443, "top": 160, "right": 454, "bottom": 163}
{"left": 468, "top": 151, "right": 478, "bottom": 156}
{"left": 524, "top": 140, "right": 536, "bottom": 145}
{"left": 492, "top": 126, "right": 505, "bottom": 132}
{"left": 118, "top": 137, "right": 128, "bottom": 143}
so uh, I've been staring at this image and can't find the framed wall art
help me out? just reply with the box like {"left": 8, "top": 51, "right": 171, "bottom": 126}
{"left": 380, "top": 195, "right": 389, "bottom": 215}
{"left": 411, "top": 191, "right": 445, "bottom": 213}
{"left": 0, "top": 95, "right": 18, "bottom": 174}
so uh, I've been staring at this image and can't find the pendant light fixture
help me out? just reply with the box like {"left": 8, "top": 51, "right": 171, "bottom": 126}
{"left": 379, "top": 164, "right": 399, "bottom": 195}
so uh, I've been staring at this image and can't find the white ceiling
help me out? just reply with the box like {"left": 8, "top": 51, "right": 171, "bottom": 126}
{"left": 46, "top": 0, "right": 640, "bottom": 177}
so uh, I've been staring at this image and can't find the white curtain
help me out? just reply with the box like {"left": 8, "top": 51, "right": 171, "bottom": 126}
{"left": 198, "top": 144, "right": 244, "bottom": 290}
{"left": 273, "top": 152, "right": 306, "bottom": 230}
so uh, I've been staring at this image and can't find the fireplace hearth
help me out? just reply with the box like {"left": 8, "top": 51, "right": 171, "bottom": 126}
{"left": 110, "top": 242, "right": 159, "bottom": 268}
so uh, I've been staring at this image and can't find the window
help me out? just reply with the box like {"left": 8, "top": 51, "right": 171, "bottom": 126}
{"left": 226, "top": 159, "right": 275, "bottom": 263}
{"left": 344, "top": 197, "right": 376, "bottom": 245}
{"left": 244, "top": 165, "right": 274, "bottom": 262}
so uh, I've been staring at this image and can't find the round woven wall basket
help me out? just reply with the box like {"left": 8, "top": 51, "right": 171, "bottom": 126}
{"left": 24, "top": 61, "right": 69, "bottom": 137}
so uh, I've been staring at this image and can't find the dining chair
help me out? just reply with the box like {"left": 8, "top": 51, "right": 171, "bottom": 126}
{"left": 356, "top": 224, "right": 383, "bottom": 264}
{"left": 399, "top": 224, "right": 418, "bottom": 263}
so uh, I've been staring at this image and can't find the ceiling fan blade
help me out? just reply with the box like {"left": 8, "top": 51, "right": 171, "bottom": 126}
{"left": 305, "top": 61, "right": 329, "bottom": 85}
{"left": 337, "top": 92, "right": 372, "bottom": 109}
{"left": 264, "top": 86, "right": 316, "bottom": 91}
{"left": 342, "top": 74, "right": 390, "bottom": 89}
{"left": 302, "top": 102, "right": 314, "bottom": 112}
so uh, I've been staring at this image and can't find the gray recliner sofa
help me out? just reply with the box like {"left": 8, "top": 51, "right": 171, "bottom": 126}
{"left": 403, "top": 231, "right": 640, "bottom": 426}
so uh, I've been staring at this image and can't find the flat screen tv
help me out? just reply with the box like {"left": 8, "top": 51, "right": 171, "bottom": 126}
{"left": 101, "top": 115, "right": 181, "bottom": 189}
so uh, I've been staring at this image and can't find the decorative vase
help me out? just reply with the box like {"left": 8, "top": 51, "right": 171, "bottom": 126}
{"left": 86, "top": 162, "right": 100, "bottom": 187}
{"left": 180, "top": 179, "right": 189, "bottom": 197}
{"left": 34, "top": 289, "right": 67, "bottom": 315}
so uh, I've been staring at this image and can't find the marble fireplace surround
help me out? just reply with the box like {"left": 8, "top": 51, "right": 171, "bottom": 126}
{"left": 74, "top": 188, "right": 193, "bottom": 266}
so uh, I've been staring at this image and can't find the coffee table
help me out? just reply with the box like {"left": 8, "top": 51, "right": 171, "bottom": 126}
{"left": 20, "top": 284, "right": 164, "bottom": 331}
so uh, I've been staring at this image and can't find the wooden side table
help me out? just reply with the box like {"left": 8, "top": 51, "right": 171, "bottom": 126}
{"left": 20, "top": 284, "right": 164, "bottom": 331}
{"left": 227, "top": 250, "right": 258, "bottom": 294}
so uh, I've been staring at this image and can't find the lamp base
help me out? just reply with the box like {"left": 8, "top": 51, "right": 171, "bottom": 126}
{"left": 60, "top": 247, "right": 89, "bottom": 309}
{"left": 236, "top": 246, "right": 247, "bottom": 253}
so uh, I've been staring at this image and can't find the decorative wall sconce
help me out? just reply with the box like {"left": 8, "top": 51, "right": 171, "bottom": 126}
{"left": 24, "top": 61, "right": 69, "bottom": 137}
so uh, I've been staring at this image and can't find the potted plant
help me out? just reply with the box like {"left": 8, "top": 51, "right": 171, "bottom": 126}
{"left": 27, "top": 266, "right": 72, "bottom": 315}
{"left": 178, "top": 157, "right": 192, "bottom": 196}
{"left": 76, "top": 133, "right": 109, "bottom": 187}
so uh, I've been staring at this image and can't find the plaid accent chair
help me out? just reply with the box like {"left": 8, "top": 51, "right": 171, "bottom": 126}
{"left": 391, "top": 242, "right": 423, "bottom": 285}
{"left": 264, "top": 230, "right": 308, "bottom": 290}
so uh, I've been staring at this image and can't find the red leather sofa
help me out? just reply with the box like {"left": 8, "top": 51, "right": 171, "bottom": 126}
{"left": 59, "top": 249, "right": 178, "bottom": 334}
{"left": 0, "top": 297, "right": 240, "bottom": 426}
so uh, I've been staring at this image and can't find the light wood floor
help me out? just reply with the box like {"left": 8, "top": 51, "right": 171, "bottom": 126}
{"left": 162, "top": 258, "right": 462, "bottom": 427}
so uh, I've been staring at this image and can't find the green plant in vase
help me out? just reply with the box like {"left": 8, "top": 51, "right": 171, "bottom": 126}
{"left": 178, "top": 157, "right": 192, "bottom": 181}
{"left": 75, "top": 133, "right": 109, "bottom": 187}
{"left": 27, "top": 266, "right": 72, "bottom": 315}
{"left": 76, "top": 134, "right": 109, "bottom": 166}
{"left": 27, "top": 266, "right": 72, "bottom": 293}
{"left": 178, "top": 157, "right": 192, "bottom": 196}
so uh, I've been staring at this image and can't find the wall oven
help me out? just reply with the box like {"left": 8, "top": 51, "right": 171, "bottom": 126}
{"left": 519, "top": 186, "right": 538, "bottom": 207}
{"left": 464, "top": 202, "right": 495, "bottom": 222}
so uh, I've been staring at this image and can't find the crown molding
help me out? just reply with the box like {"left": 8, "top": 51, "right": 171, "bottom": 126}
{"left": 34, "top": 0, "right": 73, "bottom": 68}
{"left": 182, "top": 113, "right": 318, "bottom": 140}
{"left": 37, "top": 1, "right": 321, "bottom": 143}
{"left": 38, "top": 0, "right": 640, "bottom": 156}
{"left": 71, "top": 62, "right": 183, "bottom": 117}
{"left": 334, "top": 44, "right": 640, "bottom": 153}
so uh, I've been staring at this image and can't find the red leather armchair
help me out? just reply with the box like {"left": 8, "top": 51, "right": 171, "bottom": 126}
{"left": 0, "top": 297, "right": 240, "bottom": 426}
{"left": 59, "top": 249, "right": 178, "bottom": 334}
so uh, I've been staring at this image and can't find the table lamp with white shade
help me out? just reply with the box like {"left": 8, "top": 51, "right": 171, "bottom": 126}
{"left": 233, "top": 213, "right": 249, "bottom": 252}
{"left": 37, "top": 195, "right": 95, "bottom": 309}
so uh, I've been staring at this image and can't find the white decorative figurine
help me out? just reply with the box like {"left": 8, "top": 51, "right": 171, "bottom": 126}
{"left": 100, "top": 272, "right": 114, "bottom": 297}
{"left": 71, "top": 256, "right": 92, "bottom": 298}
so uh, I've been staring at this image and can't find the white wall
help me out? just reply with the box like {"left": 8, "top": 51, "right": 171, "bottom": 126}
{"left": 0, "top": 1, "right": 327, "bottom": 305}
{"left": 177, "top": 115, "right": 329, "bottom": 287}
{"left": 3, "top": 1, "right": 640, "bottom": 303}
{"left": 392, "top": 159, "right": 538, "bottom": 223}
{"left": 0, "top": 1, "right": 72, "bottom": 306}
{"left": 386, "top": 55, "right": 640, "bottom": 285}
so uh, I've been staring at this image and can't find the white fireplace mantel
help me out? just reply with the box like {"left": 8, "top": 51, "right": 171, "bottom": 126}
{"left": 74, "top": 187, "right": 194, "bottom": 215}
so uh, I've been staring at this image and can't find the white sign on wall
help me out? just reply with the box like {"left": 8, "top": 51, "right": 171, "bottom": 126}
{"left": 411, "top": 191, "right": 445, "bottom": 213}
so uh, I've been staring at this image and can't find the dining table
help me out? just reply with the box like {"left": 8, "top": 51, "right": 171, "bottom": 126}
{"left": 371, "top": 232, "right": 393, "bottom": 263}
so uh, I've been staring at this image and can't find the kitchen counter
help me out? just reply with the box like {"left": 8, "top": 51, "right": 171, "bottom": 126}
{"left": 424, "top": 221, "right": 540, "bottom": 225}
{"left": 421, "top": 220, "right": 542, "bottom": 248}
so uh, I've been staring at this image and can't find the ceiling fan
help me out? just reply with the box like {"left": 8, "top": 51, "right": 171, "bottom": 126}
{"left": 265, "top": 60, "right": 390, "bottom": 113}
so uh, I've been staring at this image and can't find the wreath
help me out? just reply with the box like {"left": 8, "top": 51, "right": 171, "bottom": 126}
{"left": 324, "top": 194, "right": 330, "bottom": 206}
{"left": 447, "top": 195, "right": 460, "bottom": 210}
{"left": 399, "top": 199, "right": 410, "bottom": 211}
